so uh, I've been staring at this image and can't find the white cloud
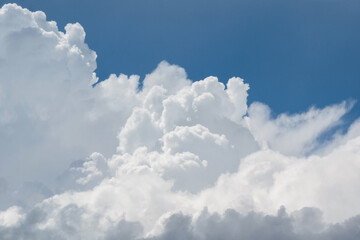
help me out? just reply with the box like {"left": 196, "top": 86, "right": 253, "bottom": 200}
{"left": 197, "top": 135, "right": 360, "bottom": 223}
{"left": 1, "top": 3, "right": 360, "bottom": 239}
{"left": 0, "top": 3, "right": 135, "bottom": 194}
{"left": 0, "top": 206, "right": 24, "bottom": 228}
{"left": 245, "top": 100, "right": 352, "bottom": 156}
{"left": 0, "top": 3, "right": 97, "bottom": 183}
{"left": 145, "top": 207, "right": 360, "bottom": 240}
{"left": 142, "top": 61, "right": 191, "bottom": 95}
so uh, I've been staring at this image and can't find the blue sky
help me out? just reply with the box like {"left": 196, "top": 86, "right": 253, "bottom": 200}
{"left": 4, "top": 0, "right": 360, "bottom": 116}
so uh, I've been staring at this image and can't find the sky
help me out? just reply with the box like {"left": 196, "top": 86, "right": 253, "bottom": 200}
{"left": 0, "top": 1, "right": 360, "bottom": 239}
{"left": 3, "top": 0, "right": 360, "bottom": 115}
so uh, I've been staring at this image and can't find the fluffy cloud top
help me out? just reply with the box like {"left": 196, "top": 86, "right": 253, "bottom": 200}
{"left": 0, "top": 3, "right": 360, "bottom": 240}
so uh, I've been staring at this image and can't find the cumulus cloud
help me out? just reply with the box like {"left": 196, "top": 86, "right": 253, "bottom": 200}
{"left": 196, "top": 135, "right": 360, "bottom": 223}
{"left": 0, "top": 3, "right": 97, "bottom": 184}
{"left": 1, "top": 205, "right": 360, "bottom": 240}
{"left": 147, "top": 207, "right": 360, "bottom": 240}
{"left": 0, "top": 3, "right": 140, "bottom": 208}
{"left": 1, "top": 3, "right": 360, "bottom": 239}
{"left": 245, "top": 100, "right": 353, "bottom": 156}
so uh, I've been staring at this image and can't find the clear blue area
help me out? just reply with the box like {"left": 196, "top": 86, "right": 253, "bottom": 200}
{"left": 4, "top": 0, "right": 360, "bottom": 121}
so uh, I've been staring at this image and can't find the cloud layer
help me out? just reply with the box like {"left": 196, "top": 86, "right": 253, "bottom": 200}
{"left": 0, "top": 3, "right": 360, "bottom": 239}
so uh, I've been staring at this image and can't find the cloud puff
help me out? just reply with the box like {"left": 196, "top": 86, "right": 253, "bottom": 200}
{"left": 147, "top": 207, "right": 360, "bottom": 240}
{"left": 0, "top": 3, "right": 98, "bottom": 184}
{"left": 0, "top": 3, "right": 139, "bottom": 207}
{"left": 245, "top": 101, "right": 352, "bottom": 156}
{"left": 1, "top": 3, "right": 360, "bottom": 239}
{"left": 196, "top": 135, "right": 360, "bottom": 223}
{"left": 2, "top": 205, "right": 360, "bottom": 240}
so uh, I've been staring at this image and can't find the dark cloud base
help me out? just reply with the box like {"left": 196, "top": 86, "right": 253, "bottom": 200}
{"left": 148, "top": 208, "right": 360, "bottom": 240}
{"left": 1, "top": 207, "right": 360, "bottom": 240}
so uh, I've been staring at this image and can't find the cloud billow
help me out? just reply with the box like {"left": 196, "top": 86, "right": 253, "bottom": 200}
{"left": 0, "top": 3, "right": 360, "bottom": 239}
